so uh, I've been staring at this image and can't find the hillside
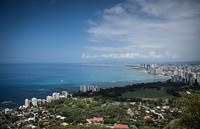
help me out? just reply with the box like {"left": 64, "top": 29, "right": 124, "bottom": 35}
{"left": 1, "top": 81, "right": 200, "bottom": 129}
{"left": 75, "top": 80, "right": 200, "bottom": 101}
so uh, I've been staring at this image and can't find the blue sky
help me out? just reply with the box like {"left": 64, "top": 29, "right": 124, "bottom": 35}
{"left": 0, "top": 0, "right": 200, "bottom": 63}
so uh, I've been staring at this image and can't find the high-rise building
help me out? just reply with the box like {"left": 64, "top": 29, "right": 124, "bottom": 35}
{"left": 189, "top": 77, "right": 195, "bottom": 85}
{"left": 46, "top": 96, "right": 53, "bottom": 103}
{"left": 185, "top": 71, "right": 189, "bottom": 82}
{"left": 25, "top": 99, "right": 30, "bottom": 108}
{"left": 31, "top": 97, "right": 38, "bottom": 106}
{"left": 37, "top": 99, "right": 42, "bottom": 104}
{"left": 62, "top": 91, "right": 68, "bottom": 98}
{"left": 80, "top": 85, "right": 86, "bottom": 92}
{"left": 42, "top": 99, "right": 46, "bottom": 104}
{"left": 197, "top": 73, "right": 200, "bottom": 84}
{"left": 52, "top": 92, "right": 60, "bottom": 100}
{"left": 80, "top": 85, "right": 100, "bottom": 92}
{"left": 4, "top": 108, "right": 10, "bottom": 114}
{"left": 56, "top": 93, "right": 60, "bottom": 99}
{"left": 52, "top": 93, "right": 56, "bottom": 100}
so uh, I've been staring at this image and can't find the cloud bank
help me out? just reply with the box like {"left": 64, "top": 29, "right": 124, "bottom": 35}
{"left": 82, "top": 51, "right": 178, "bottom": 59}
{"left": 84, "top": 0, "right": 200, "bottom": 61}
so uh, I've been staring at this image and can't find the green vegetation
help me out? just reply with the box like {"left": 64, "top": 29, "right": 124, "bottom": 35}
{"left": 122, "top": 88, "right": 174, "bottom": 99}
{"left": 1, "top": 81, "right": 200, "bottom": 129}
{"left": 176, "top": 93, "right": 200, "bottom": 129}
{"left": 74, "top": 81, "right": 197, "bottom": 101}
{"left": 40, "top": 94, "right": 180, "bottom": 128}
{"left": 42, "top": 97, "right": 129, "bottom": 125}
{"left": 163, "top": 93, "right": 200, "bottom": 129}
{"left": 47, "top": 125, "right": 109, "bottom": 129}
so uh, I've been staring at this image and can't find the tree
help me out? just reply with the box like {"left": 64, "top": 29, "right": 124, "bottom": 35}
{"left": 176, "top": 93, "right": 200, "bottom": 129}
{"left": 11, "top": 115, "right": 19, "bottom": 123}
{"left": 0, "top": 124, "right": 8, "bottom": 129}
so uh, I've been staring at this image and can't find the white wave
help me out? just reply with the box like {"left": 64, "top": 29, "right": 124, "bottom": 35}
{"left": 1, "top": 101, "right": 13, "bottom": 104}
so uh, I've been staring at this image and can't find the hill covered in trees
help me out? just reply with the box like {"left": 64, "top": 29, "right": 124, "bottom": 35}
{"left": 1, "top": 81, "right": 200, "bottom": 129}
{"left": 74, "top": 81, "right": 200, "bottom": 101}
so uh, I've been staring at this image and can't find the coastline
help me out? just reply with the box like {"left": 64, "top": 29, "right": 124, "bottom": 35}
{"left": 0, "top": 63, "right": 169, "bottom": 109}
{"left": 0, "top": 77, "right": 169, "bottom": 110}
{"left": 143, "top": 69, "right": 171, "bottom": 79}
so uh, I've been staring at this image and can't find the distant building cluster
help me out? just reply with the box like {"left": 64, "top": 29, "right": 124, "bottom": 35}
{"left": 128, "top": 64, "right": 200, "bottom": 85}
{"left": 80, "top": 85, "right": 101, "bottom": 92}
{"left": 24, "top": 91, "right": 70, "bottom": 108}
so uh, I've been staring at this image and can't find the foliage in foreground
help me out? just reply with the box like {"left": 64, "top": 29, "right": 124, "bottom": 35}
{"left": 176, "top": 93, "right": 200, "bottom": 129}
{"left": 47, "top": 125, "right": 109, "bottom": 129}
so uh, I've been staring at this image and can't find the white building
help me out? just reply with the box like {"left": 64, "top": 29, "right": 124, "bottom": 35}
{"left": 31, "top": 97, "right": 38, "bottom": 106}
{"left": 80, "top": 85, "right": 87, "bottom": 92}
{"left": 25, "top": 99, "right": 30, "bottom": 108}
{"left": 52, "top": 93, "right": 56, "bottom": 100}
{"left": 52, "top": 92, "right": 60, "bottom": 100}
{"left": 56, "top": 93, "right": 60, "bottom": 99}
{"left": 4, "top": 108, "right": 10, "bottom": 114}
{"left": 80, "top": 85, "right": 100, "bottom": 92}
{"left": 42, "top": 99, "right": 46, "bottom": 104}
{"left": 46, "top": 96, "right": 53, "bottom": 103}
{"left": 62, "top": 91, "right": 68, "bottom": 98}
{"left": 197, "top": 73, "right": 200, "bottom": 83}
{"left": 92, "top": 86, "right": 100, "bottom": 92}
{"left": 37, "top": 99, "right": 42, "bottom": 104}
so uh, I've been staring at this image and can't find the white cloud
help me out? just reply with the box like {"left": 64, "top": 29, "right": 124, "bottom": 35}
{"left": 81, "top": 51, "right": 178, "bottom": 59}
{"left": 85, "top": 0, "right": 200, "bottom": 61}
{"left": 148, "top": 51, "right": 163, "bottom": 58}
{"left": 85, "top": 44, "right": 164, "bottom": 52}
{"left": 101, "top": 53, "right": 141, "bottom": 59}
{"left": 81, "top": 54, "right": 98, "bottom": 59}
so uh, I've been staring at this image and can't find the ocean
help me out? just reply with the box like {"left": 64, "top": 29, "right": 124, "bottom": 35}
{"left": 0, "top": 63, "right": 168, "bottom": 109}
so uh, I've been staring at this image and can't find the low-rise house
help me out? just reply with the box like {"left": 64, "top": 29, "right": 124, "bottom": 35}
{"left": 42, "top": 121, "right": 50, "bottom": 127}
{"left": 162, "top": 106, "right": 170, "bottom": 110}
{"left": 144, "top": 115, "right": 151, "bottom": 120}
{"left": 56, "top": 115, "right": 61, "bottom": 119}
{"left": 114, "top": 123, "right": 129, "bottom": 129}
{"left": 60, "top": 122, "right": 69, "bottom": 126}
{"left": 127, "top": 108, "right": 134, "bottom": 116}
{"left": 60, "top": 116, "right": 65, "bottom": 120}
{"left": 86, "top": 117, "right": 104, "bottom": 124}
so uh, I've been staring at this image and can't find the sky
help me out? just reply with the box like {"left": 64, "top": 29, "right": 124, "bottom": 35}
{"left": 0, "top": 0, "right": 200, "bottom": 63}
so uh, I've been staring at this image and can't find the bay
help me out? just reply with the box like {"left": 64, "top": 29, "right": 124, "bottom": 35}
{"left": 0, "top": 63, "right": 168, "bottom": 109}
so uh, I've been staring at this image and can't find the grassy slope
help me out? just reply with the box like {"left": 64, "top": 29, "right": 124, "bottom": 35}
{"left": 122, "top": 88, "right": 174, "bottom": 99}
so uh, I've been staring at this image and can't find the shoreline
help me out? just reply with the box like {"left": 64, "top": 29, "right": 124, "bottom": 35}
{"left": 0, "top": 65, "right": 170, "bottom": 110}
{"left": 0, "top": 78, "right": 169, "bottom": 110}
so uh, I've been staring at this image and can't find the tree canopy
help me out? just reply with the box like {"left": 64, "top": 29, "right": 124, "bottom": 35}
{"left": 176, "top": 93, "right": 200, "bottom": 129}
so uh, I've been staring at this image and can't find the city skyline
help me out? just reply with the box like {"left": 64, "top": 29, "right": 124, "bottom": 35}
{"left": 0, "top": 0, "right": 200, "bottom": 63}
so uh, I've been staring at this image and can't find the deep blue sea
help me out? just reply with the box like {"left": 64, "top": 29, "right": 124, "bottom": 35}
{"left": 0, "top": 63, "right": 168, "bottom": 109}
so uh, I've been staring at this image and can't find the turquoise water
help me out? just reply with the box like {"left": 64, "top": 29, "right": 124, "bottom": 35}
{"left": 0, "top": 63, "right": 168, "bottom": 108}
